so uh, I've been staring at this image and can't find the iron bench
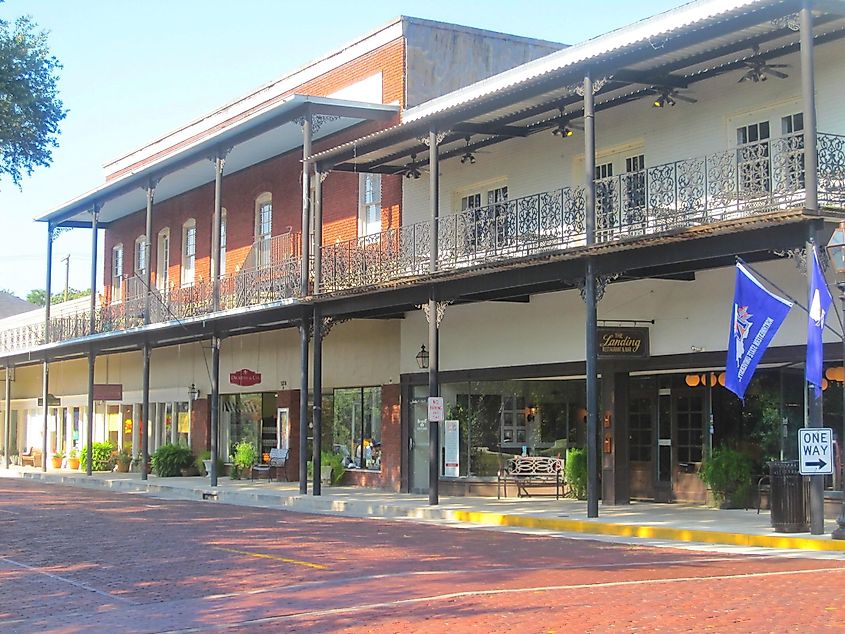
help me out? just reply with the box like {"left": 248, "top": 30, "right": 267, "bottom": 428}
{"left": 497, "top": 455, "right": 564, "bottom": 499}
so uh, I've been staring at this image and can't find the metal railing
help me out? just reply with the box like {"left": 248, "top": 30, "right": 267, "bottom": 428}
{"left": 3, "top": 132, "right": 845, "bottom": 352}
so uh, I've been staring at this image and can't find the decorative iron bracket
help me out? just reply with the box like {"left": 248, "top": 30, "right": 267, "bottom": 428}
{"left": 771, "top": 13, "right": 800, "bottom": 31}
{"left": 574, "top": 76, "right": 609, "bottom": 96}
{"left": 419, "top": 300, "right": 451, "bottom": 327}
{"left": 576, "top": 272, "right": 622, "bottom": 303}
{"left": 418, "top": 131, "right": 449, "bottom": 147}
{"left": 320, "top": 316, "right": 348, "bottom": 338}
{"left": 772, "top": 247, "right": 810, "bottom": 273}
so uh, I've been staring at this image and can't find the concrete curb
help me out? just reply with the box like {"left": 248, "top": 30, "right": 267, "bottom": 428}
{"left": 14, "top": 471, "right": 845, "bottom": 552}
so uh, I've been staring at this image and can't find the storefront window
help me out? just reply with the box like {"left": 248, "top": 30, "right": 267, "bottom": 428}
{"left": 437, "top": 379, "right": 586, "bottom": 478}
{"left": 332, "top": 387, "right": 381, "bottom": 470}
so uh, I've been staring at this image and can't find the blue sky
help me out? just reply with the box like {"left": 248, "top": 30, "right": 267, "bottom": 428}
{"left": 0, "top": 0, "right": 680, "bottom": 298}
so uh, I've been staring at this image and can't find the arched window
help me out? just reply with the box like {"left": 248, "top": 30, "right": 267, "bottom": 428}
{"left": 254, "top": 192, "right": 272, "bottom": 268}
{"left": 181, "top": 219, "right": 196, "bottom": 287}
{"left": 156, "top": 228, "right": 170, "bottom": 293}
{"left": 111, "top": 244, "right": 124, "bottom": 302}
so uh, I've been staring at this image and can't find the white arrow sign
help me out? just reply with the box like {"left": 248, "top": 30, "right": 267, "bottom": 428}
{"left": 799, "top": 427, "right": 834, "bottom": 475}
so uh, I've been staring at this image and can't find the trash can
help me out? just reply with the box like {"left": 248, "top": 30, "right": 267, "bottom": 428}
{"left": 768, "top": 460, "right": 809, "bottom": 533}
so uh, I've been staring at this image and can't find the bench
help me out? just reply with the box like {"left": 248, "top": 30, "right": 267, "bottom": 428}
{"left": 497, "top": 455, "right": 564, "bottom": 500}
{"left": 19, "top": 448, "right": 43, "bottom": 468}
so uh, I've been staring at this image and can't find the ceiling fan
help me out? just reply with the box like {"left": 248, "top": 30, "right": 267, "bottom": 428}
{"left": 648, "top": 86, "right": 697, "bottom": 108}
{"left": 738, "top": 44, "right": 789, "bottom": 83}
{"left": 460, "top": 136, "right": 477, "bottom": 164}
{"left": 401, "top": 153, "right": 423, "bottom": 179}
{"left": 550, "top": 108, "right": 584, "bottom": 138}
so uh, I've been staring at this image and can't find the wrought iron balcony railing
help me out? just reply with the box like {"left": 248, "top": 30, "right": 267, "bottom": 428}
{"left": 2, "top": 132, "right": 845, "bottom": 352}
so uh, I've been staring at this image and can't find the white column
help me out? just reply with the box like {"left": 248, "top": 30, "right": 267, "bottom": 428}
{"left": 131, "top": 404, "right": 140, "bottom": 458}
{"left": 65, "top": 408, "right": 73, "bottom": 452}
{"left": 187, "top": 400, "right": 192, "bottom": 451}
{"left": 116, "top": 406, "right": 123, "bottom": 452}
{"left": 154, "top": 403, "right": 162, "bottom": 451}
{"left": 170, "top": 401, "right": 178, "bottom": 445}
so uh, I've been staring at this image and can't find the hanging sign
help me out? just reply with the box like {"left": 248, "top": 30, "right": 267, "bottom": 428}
{"left": 597, "top": 327, "right": 650, "bottom": 359}
{"left": 444, "top": 419, "right": 460, "bottom": 477}
{"left": 92, "top": 384, "right": 123, "bottom": 401}
{"left": 229, "top": 369, "right": 262, "bottom": 387}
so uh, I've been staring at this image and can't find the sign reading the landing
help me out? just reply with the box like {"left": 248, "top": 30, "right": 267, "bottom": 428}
{"left": 799, "top": 428, "right": 834, "bottom": 475}
{"left": 597, "top": 327, "right": 649, "bottom": 359}
{"left": 229, "top": 369, "right": 262, "bottom": 387}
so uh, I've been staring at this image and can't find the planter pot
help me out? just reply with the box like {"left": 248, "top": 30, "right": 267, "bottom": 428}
{"left": 180, "top": 465, "right": 199, "bottom": 477}
{"left": 67, "top": 458, "right": 80, "bottom": 470}
{"left": 203, "top": 459, "right": 212, "bottom": 477}
{"left": 114, "top": 462, "right": 129, "bottom": 473}
{"left": 321, "top": 465, "right": 333, "bottom": 485}
{"left": 50, "top": 457, "right": 63, "bottom": 469}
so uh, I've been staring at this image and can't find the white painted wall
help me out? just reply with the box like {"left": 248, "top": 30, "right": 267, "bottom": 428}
{"left": 399, "top": 259, "right": 838, "bottom": 375}
{"left": 403, "top": 40, "right": 845, "bottom": 225}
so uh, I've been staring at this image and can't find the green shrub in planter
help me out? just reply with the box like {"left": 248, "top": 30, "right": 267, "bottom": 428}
{"left": 230, "top": 441, "right": 257, "bottom": 479}
{"left": 195, "top": 450, "right": 225, "bottom": 476}
{"left": 322, "top": 450, "right": 346, "bottom": 485}
{"left": 79, "top": 442, "right": 115, "bottom": 471}
{"left": 565, "top": 448, "right": 587, "bottom": 500}
{"left": 151, "top": 444, "right": 194, "bottom": 477}
{"left": 699, "top": 447, "right": 754, "bottom": 508}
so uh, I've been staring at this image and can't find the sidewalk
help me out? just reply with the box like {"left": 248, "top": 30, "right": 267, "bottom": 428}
{"left": 4, "top": 466, "right": 845, "bottom": 552}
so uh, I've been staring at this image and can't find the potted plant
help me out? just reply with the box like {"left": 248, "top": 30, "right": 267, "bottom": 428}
{"left": 51, "top": 450, "right": 65, "bottom": 469}
{"left": 321, "top": 450, "right": 346, "bottom": 485}
{"left": 67, "top": 449, "right": 80, "bottom": 470}
{"left": 114, "top": 448, "right": 131, "bottom": 473}
{"left": 699, "top": 447, "right": 754, "bottom": 509}
{"left": 230, "top": 441, "right": 257, "bottom": 480}
{"left": 151, "top": 443, "right": 194, "bottom": 477}
{"left": 564, "top": 448, "right": 587, "bottom": 500}
{"left": 196, "top": 451, "right": 224, "bottom": 477}
{"left": 79, "top": 442, "right": 116, "bottom": 472}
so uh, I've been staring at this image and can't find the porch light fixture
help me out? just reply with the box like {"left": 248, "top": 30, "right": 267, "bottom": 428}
{"left": 189, "top": 383, "right": 200, "bottom": 401}
{"left": 415, "top": 344, "right": 429, "bottom": 370}
{"left": 824, "top": 221, "right": 845, "bottom": 540}
{"left": 460, "top": 136, "right": 477, "bottom": 164}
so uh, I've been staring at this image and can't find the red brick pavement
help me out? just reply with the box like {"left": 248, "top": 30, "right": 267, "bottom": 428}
{"left": 1, "top": 479, "right": 844, "bottom": 633}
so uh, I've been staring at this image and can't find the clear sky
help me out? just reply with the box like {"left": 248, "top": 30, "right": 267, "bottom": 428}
{"left": 0, "top": 0, "right": 681, "bottom": 299}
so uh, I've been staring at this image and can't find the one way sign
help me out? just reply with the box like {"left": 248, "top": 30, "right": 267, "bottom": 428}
{"left": 799, "top": 428, "right": 834, "bottom": 476}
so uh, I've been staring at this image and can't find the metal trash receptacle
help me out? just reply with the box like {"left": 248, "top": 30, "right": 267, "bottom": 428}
{"left": 769, "top": 460, "right": 809, "bottom": 533}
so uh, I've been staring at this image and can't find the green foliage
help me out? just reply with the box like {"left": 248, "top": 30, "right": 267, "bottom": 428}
{"left": 0, "top": 14, "right": 66, "bottom": 187}
{"left": 230, "top": 441, "right": 257, "bottom": 479}
{"left": 195, "top": 450, "right": 224, "bottom": 476}
{"left": 321, "top": 450, "right": 346, "bottom": 485}
{"left": 565, "top": 448, "right": 587, "bottom": 500}
{"left": 699, "top": 447, "right": 754, "bottom": 506}
{"left": 68, "top": 448, "right": 77, "bottom": 459}
{"left": 115, "top": 448, "right": 131, "bottom": 469}
{"left": 79, "top": 442, "right": 114, "bottom": 471}
{"left": 151, "top": 444, "right": 193, "bottom": 477}
{"left": 25, "top": 288, "right": 90, "bottom": 307}
{"left": 53, "top": 449, "right": 64, "bottom": 459}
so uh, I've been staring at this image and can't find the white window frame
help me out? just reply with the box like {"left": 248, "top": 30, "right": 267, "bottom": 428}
{"left": 181, "top": 219, "right": 196, "bottom": 287}
{"left": 456, "top": 179, "right": 508, "bottom": 213}
{"left": 134, "top": 235, "right": 147, "bottom": 278}
{"left": 219, "top": 209, "right": 227, "bottom": 276}
{"left": 255, "top": 193, "right": 272, "bottom": 268}
{"left": 111, "top": 244, "right": 124, "bottom": 302}
{"left": 156, "top": 228, "right": 170, "bottom": 293}
{"left": 358, "top": 173, "right": 382, "bottom": 237}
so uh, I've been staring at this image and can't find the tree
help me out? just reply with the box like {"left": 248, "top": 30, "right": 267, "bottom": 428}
{"left": 25, "top": 288, "right": 89, "bottom": 306}
{"left": 0, "top": 11, "right": 66, "bottom": 187}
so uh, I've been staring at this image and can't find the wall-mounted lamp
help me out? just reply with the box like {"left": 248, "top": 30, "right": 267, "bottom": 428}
{"left": 189, "top": 383, "right": 200, "bottom": 401}
{"left": 415, "top": 344, "right": 429, "bottom": 370}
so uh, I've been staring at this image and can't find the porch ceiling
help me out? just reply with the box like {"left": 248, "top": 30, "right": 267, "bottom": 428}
{"left": 310, "top": 0, "right": 845, "bottom": 174}
{"left": 38, "top": 96, "right": 399, "bottom": 229}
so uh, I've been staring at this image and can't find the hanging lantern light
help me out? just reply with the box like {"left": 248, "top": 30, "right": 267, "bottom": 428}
{"left": 415, "top": 344, "right": 429, "bottom": 370}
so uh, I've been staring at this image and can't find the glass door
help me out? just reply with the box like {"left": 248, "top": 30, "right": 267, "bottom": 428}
{"left": 409, "top": 385, "right": 430, "bottom": 493}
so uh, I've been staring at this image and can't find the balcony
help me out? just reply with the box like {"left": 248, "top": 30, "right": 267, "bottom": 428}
{"left": 2, "top": 133, "right": 844, "bottom": 353}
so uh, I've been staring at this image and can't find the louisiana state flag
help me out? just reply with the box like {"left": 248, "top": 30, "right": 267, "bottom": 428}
{"left": 725, "top": 263, "right": 793, "bottom": 399}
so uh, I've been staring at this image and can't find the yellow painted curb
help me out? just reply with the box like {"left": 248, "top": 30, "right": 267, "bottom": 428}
{"left": 447, "top": 510, "right": 845, "bottom": 552}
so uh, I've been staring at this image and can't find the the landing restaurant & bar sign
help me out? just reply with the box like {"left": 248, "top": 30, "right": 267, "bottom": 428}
{"left": 597, "top": 327, "right": 650, "bottom": 359}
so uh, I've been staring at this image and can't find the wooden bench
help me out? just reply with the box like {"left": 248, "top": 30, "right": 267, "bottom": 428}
{"left": 497, "top": 455, "right": 564, "bottom": 500}
{"left": 19, "top": 448, "right": 43, "bottom": 468}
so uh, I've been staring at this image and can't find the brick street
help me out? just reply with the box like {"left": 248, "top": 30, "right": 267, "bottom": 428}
{"left": 1, "top": 479, "right": 844, "bottom": 633}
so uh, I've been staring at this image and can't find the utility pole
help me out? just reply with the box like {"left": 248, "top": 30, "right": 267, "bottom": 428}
{"left": 61, "top": 255, "right": 70, "bottom": 303}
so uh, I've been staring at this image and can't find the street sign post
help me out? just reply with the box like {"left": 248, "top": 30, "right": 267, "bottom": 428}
{"left": 799, "top": 427, "right": 834, "bottom": 475}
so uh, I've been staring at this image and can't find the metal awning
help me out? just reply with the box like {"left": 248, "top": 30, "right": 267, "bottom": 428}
{"left": 310, "top": 0, "right": 845, "bottom": 174}
{"left": 39, "top": 95, "right": 399, "bottom": 228}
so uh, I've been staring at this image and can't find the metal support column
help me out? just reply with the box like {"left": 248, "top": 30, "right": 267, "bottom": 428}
{"left": 210, "top": 336, "right": 220, "bottom": 487}
{"left": 800, "top": 0, "right": 818, "bottom": 213}
{"left": 86, "top": 207, "right": 98, "bottom": 476}
{"left": 312, "top": 307, "right": 322, "bottom": 496}
{"left": 140, "top": 182, "right": 154, "bottom": 476}
{"left": 583, "top": 71, "right": 599, "bottom": 518}
{"left": 428, "top": 128, "right": 440, "bottom": 506}
{"left": 4, "top": 364, "right": 10, "bottom": 468}
{"left": 131, "top": 403, "right": 140, "bottom": 462}
{"left": 42, "top": 224, "right": 54, "bottom": 471}
{"left": 299, "top": 113, "right": 312, "bottom": 495}
{"left": 141, "top": 345, "right": 150, "bottom": 479}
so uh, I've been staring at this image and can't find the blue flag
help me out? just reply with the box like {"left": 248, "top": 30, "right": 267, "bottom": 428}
{"left": 807, "top": 246, "right": 832, "bottom": 397}
{"left": 726, "top": 263, "right": 793, "bottom": 400}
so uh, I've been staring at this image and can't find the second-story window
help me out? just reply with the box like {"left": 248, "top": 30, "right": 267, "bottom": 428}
{"left": 220, "top": 209, "right": 227, "bottom": 276}
{"left": 181, "top": 220, "right": 196, "bottom": 287}
{"left": 111, "top": 244, "right": 124, "bottom": 302}
{"left": 157, "top": 228, "right": 170, "bottom": 293}
{"left": 134, "top": 235, "right": 147, "bottom": 278}
{"left": 781, "top": 113, "right": 805, "bottom": 189}
{"left": 737, "top": 121, "right": 771, "bottom": 195}
{"left": 255, "top": 193, "right": 272, "bottom": 268}
{"left": 358, "top": 173, "right": 382, "bottom": 237}
{"left": 459, "top": 183, "right": 508, "bottom": 248}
